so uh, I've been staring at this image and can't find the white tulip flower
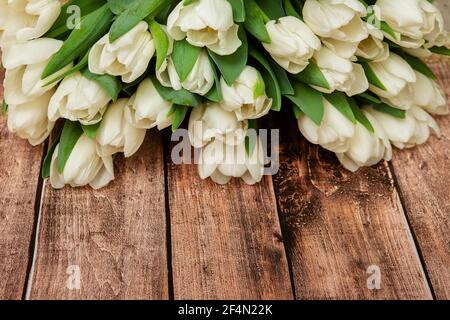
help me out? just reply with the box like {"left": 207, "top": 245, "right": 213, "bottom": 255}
{"left": 298, "top": 99, "right": 355, "bottom": 153}
{"left": 167, "top": 0, "right": 242, "bottom": 55}
{"left": 365, "top": 106, "right": 440, "bottom": 149}
{"left": 303, "top": 0, "right": 368, "bottom": 58}
{"left": 411, "top": 71, "right": 448, "bottom": 115}
{"left": 157, "top": 49, "right": 215, "bottom": 96}
{"left": 188, "top": 103, "right": 248, "bottom": 148}
{"left": 89, "top": 21, "right": 155, "bottom": 83}
{"left": 198, "top": 138, "right": 265, "bottom": 185}
{"left": 96, "top": 98, "right": 147, "bottom": 158}
{"left": 220, "top": 66, "right": 272, "bottom": 121}
{"left": 376, "top": 0, "right": 448, "bottom": 48}
{"left": 2, "top": 38, "right": 70, "bottom": 105}
{"left": 50, "top": 135, "right": 115, "bottom": 190}
{"left": 7, "top": 89, "right": 55, "bottom": 146}
{"left": 125, "top": 78, "right": 173, "bottom": 130}
{"left": 336, "top": 110, "right": 392, "bottom": 172}
{"left": 368, "top": 53, "right": 417, "bottom": 110}
{"left": 0, "top": 0, "right": 61, "bottom": 45}
{"left": 356, "top": 23, "right": 389, "bottom": 62}
{"left": 48, "top": 72, "right": 111, "bottom": 125}
{"left": 312, "top": 46, "right": 369, "bottom": 96}
{"left": 262, "top": 16, "right": 321, "bottom": 74}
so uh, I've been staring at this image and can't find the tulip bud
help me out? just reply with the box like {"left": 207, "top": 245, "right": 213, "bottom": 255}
{"left": 89, "top": 21, "right": 155, "bottom": 83}
{"left": 376, "top": 0, "right": 447, "bottom": 48}
{"left": 411, "top": 71, "right": 448, "bottom": 115}
{"left": 96, "top": 98, "right": 147, "bottom": 158}
{"left": 157, "top": 50, "right": 215, "bottom": 96}
{"left": 303, "top": 0, "right": 368, "bottom": 58}
{"left": 7, "top": 89, "right": 55, "bottom": 146}
{"left": 50, "top": 135, "right": 115, "bottom": 189}
{"left": 2, "top": 38, "right": 70, "bottom": 105}
{"left": 336, "top": 110, "right": 392, "bottom": 172}
{"left": 48, "top": 72, "right": 111, "bottom": 125}
{"left": 298, "top": 99, "right": 355, "bottom": 153}
{"left": 312, "top": 46, "right": 369, "bottom": 96}
{"left": 220, "top": 66, "right": 272, "bottom": 121}
{"left": 0, "top": 0, "right": 61, "bottom": 45}
{"left": 198, "top": 138, "right": 264, "bottom": 185}
{"left": 262, "top": 16, "right": 321, "bottom": 74}
{"left": 365, "top": 106, "right": 440, "bottom": 149}
{"left": 124, "top": 78, "right": 173, "bottom": 130}
{"left": 356, "top": 23, "right": 389, "bottom": 62}
{"left": 167, "top": 0, "right": 242, "bottom": 55}
{"left": 188, "top": 103, "right": 248, "bottom": 148}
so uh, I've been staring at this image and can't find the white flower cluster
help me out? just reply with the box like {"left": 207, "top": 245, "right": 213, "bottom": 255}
{"left": 0, "top": 0, "right": 448, "bottom": 189}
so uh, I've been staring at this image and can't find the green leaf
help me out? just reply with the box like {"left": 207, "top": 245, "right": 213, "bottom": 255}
{"left": 244, "top": 0, "right": 271, "bottom": 43}
{"left": 41, "top": 132, "right": 62, "bottom": 179}
{"left": 285, "top": 81, "right": 324, "bottom": 125}
{"left": 325, "top": 91, "right": 356, "bottom": 124}
{"left": 373, "top": 103, "right": 406, "bottom": 118}
{"left": 172, "top": 40, "right": 202, "bottom": 82}
{"left": 269, "top": 60, "right": 294, "bottom": 95}
{"left": 150, "top": 76, "right": 202, "bottom": 107}
{"left": 109, "top": 0, "right": 173, "bottom": 42}
{"left": 82, "top": 69, "right": 122, "bottom": 101}
{"left": 57, "top": 121, "right": 84, "bottom": 174}
{"left": 348, "top": 97, "right": 374, "bottom": 133}
{"left": 204, "top": 58, "right": 223, "bottom": 102}
{"left": 294, "top": 61, "right": 330, "bottom": 89}
{"left": 400, "top": 52, "right": 437, "bottom": 80}
{"left": 2, "top": 99, "right": 7, "bottom": 113}
{"left": 429, "top": 46, "right": 450, "bottom": 56}
{"left": 360, "top": 61, "right": 387, "bottom": 91}
{"left": 170, "top": 105, "right": 189, "bottom": 132}
{"left": 292, "top": 104, "right": 302, "bottom": 119}
{"left": 148, "top": 20, "right": 170, "bottom": 70}
{"left": 249, "top": 47, "right": 282, "bottom": 111}
{"left": 245, "top": 119, "right": 258, "bottom": 156}
{"left": 283, "top": 0, "right": 301, "bottom": 19}
{"left": 256, "top": 0, "right": 285, "bottom": 20}
{"left": 357, "top": 91, "right": 382, "bottom": 104}
{"left": 42, "top": 4, "right": 114, "bottom": 79}
{"left": 81, "top": 122, "right": 101, "bottom": 139}
{"left": 107, "top": 0, "right": 138, "bottom": 14}
{"left": 227, "top": 0, "right": 245, "bottom": 22}
{"left": 208, "top": 26, "right": 248, "bottom": 85}
{"left": 44, "top": 50, "right": 89, "bottom": 87}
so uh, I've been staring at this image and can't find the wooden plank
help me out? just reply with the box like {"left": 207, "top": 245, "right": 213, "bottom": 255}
{"left": 0, "top": 71, "right": 44, "bottom": 299}
{"left": 27, "top": 131, "right": 169, "bottom": 300}
{"left": 273, "top": 116, "right": 432, "bottom": 300}
{"left": 390, "top": 60, "right": 450, "bottom": 300}
{"left": 168, "top": 151, "right": 294, "bottom": 300}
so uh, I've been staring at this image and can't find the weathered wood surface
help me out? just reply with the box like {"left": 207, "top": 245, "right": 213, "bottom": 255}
{"left": 390, "top": 60, "right": 450, "bottom": 300}
{"left": 273, "top": 117, "right": 432, "bottom": 300}
{"left": 167, "top": 153, "right": 294, "bottom": 300}
{"left": 26, "top": 132, "right": 169, "bottom": 300}
{"left": 0, "top": 73, "right": 45, "bottom": 300}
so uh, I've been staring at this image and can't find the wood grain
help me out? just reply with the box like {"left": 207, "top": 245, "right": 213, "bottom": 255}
{"left": 272, "top": 116, "right": 432, "bottom": 300}
{"left": 390, "top": 61, "right": 450, "bottom": 300}
{"left": 27, "top": 131, "right": 169, "bottom": 300}
{"left": 167, "top": 144, "right": 293, "bottom": 300}
{"left": 0, "top": 71, "right": 44, "bottom": 299}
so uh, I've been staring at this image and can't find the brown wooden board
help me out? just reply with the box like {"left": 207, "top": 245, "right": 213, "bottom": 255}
{"left": 0, "top": 71, "right": 44, "bottom": 299}
{"left": 272, "top": 116, "right": 433, "bottom": 300}
{"left": 390, "top": 60, "right": 450, "bottom": 300}
{"left": 167, "top": 144, "right": 294, "bottom": 299}
{"left": 26, "top": 131, "right": 169, "bottom": 299}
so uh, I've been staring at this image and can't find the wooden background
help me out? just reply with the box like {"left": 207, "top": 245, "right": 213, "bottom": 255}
{"left": 0, "top": 3, "right": 449, "bottom": 300}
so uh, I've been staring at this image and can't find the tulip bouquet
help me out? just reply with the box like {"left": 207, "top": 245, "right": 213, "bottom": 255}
{"left": 0, "top": 0, "right": 449, "bottom": 189}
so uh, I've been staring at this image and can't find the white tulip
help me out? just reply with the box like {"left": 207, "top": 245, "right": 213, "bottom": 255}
{"left": 220, "top": 66, "right": 272, "bottom": 121}
{"left": 198, "top": 138, "right": 264, "bottom": 185}
{"left": 411, "top": 71, "right": 448, "bottom": 115}
{"left": 376, "top": 0, "right": 447, "bottom": 48}
{"left": 167, "top": 0, "right": 241, "bottom": 55}
{"left": 0, "top": 0, "right": 61, "bottom": 45}
{"left": 96, "top": 98, "right": 147, "bottom": 158}
{"left": 157, "top": 49, "right": 215, "bottom": 95}
{"left": 2, "top": 38, "right": 70, "bottom": 105}
{"left": 50, "top": 134, "right": 115, "bottom": 189}
{"left": 262, "top": 16, "right": 321, "bottom": 74}
{"left": 368, "top": 53, "right": 416, "bottom": 110}
{"left": 188, "top": 103, "right": 248, "bottom": 148}
{"left": 298, "top": 99, "right": 355, "bottom": 153}
{"left": 356, "top": 23, "right": 389, "bottom": 62}
{"left": 89, "top": 21, "right": 155, "bottom": 83}
{"left": 365, "top": 106, "right": 440, "bottom": 149}
{"left": 336, "top": 110, "right": 392, "bottom": 172}
{"left": 7, "top": 89, "right": 55, "bottom": 145}
{"left": 303, "top": 0, "right": 368, "bottom": 58}
{"left": 312, "top": 46, "right": 368, "bottom": 96}
{"left": 124, "top": 78, "right": 173, "bottom": 130}
{"left": 48, "top": 72, "right": 111, "bottom": 125}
